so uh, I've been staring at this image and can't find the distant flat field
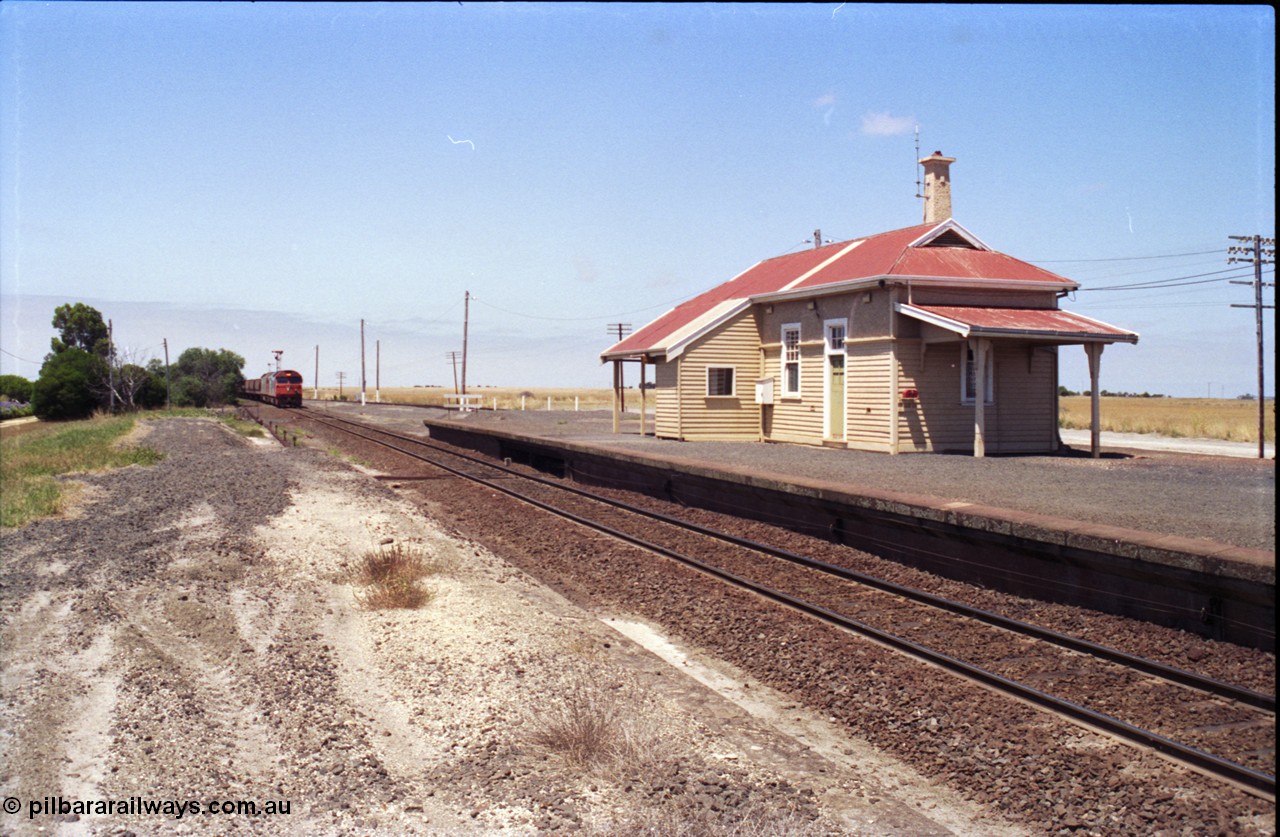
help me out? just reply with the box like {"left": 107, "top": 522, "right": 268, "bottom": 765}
{"left": 1059, "top": 396, "right": 1275, "bottom": 444}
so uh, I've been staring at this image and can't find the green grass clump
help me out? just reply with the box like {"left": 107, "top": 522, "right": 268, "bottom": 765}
{"left": 1, "top": 415, "right": 163, "bottom": 528}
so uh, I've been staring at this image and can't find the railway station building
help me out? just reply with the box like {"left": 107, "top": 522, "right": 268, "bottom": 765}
{"left": 601, "top": 152, "right": 1138, "bottom": 457}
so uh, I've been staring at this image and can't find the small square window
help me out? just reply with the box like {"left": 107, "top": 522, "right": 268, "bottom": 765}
{"left": 706, "top": 366, "right": 735, "bottom": 397}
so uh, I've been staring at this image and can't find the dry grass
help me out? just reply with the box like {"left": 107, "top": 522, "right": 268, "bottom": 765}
{"left": 1059, "top": 396, "right": 1275, "bottom": 443}
{"left": 596, "top": 803, "right": 830, "bottom": 837}
{"left": 349, "top": 542, "right": 442, "bottom": 610}
{"left": 526, "top": 668, "right": 671, "bottom": 774}
{"left": 312, "top": 386, "right": 629, "bottom": 412}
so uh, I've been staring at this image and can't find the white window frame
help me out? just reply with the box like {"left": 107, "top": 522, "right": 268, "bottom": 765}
{"left": 781, "top": 323, "right": 802, "bottom": 397}
{"left": 825, "top": 319, "right": 847, "bottom": 354}
{"left": 960, "top": 343, "right": 995, "bottom": 404}
{"left": 705, "top": 365, "right": 736, "bottom": 398}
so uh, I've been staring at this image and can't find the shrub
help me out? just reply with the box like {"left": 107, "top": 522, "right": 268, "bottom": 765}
{"left": 0, "top": 374, "right": 33, "bottom": 402}
{"left": 32, "top": 348, "right": 108, "bottom": 420}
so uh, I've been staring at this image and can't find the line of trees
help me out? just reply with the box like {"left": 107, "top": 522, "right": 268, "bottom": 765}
{"left": 6, "top": 303, "right": 247, "bottom": 421}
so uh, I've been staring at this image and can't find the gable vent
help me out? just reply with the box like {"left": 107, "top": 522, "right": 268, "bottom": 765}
{"left": 922, "top": 228, "right": 977, "bottom": 248}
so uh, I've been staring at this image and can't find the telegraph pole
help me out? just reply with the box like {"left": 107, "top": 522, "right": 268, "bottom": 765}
{"left": 607, "top": 323, "right": 632, "bottom": 411}
{"left": 446, "top": 351, "right": 461, "bottom": 394}
{"left": 163, "top": 338, "right": 171, "bottom": 411}
{"left": 461, "top": 291, "right": 470, "bottom": 395}
{"left": 108, "top": 319, "right": 116, "bottom": 412}
{"left": 1228, "top": 234, "right": 1275, "bottom": 459}
{"left": 360, "top": 319, "right": 367, "bottom": 406}
{"left": 376, "top": 340, "right": 381, "bottom": 403}
{"left": 314, "top": 345, "right": 319, "bottom": 400}
{"left": 336, "top": 371, "right": 346, "bottom": 400}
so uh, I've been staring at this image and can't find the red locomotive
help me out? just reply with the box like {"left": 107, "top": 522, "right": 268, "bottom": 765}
{"left": 240, "top": 370, "right": 304, "bottom": 408}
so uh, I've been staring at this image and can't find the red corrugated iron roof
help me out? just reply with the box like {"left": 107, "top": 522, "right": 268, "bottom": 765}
{"left": 602, "top": 220, "right": 1087, "bottom": 359}
{"left": 900, "top": 304, "right": 1138, "bottom": 342}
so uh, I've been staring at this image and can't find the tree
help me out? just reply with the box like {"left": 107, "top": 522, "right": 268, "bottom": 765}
{"left": 50, "top": 303, "right": 110, "bottom": 357}
{"left": 0, "top": 374, "right": 33, "bottom": 403}
{"left": 116, "top": 363, "right": 167, "bottom": 410}
{"left": 31, "top": 348, "right": 108, "bottom": 420}
{"left": 171, "top": 347, "right": 244, "bottom": 407}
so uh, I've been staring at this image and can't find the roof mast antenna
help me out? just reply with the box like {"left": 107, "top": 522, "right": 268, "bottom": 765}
{"left": 914, "top": 125, "right": 924, "bottom": 208}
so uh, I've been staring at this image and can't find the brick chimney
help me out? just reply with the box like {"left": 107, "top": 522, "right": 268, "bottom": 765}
{"left": 919, "top": 150, "right": 955, "bottom": 224}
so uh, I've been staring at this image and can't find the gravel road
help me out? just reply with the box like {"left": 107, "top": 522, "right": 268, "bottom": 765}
{"left": 1, "top": 418, "right": 1016, "bottom": 835}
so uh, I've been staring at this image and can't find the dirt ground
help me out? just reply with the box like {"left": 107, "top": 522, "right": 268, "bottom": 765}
{"left": 0, "top": 419, "right": 1021, "bottom": 835}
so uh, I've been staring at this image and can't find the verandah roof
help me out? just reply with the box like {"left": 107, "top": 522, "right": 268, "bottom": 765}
{"left": 897, "top": 303, "right": 1139, "bottom": 344}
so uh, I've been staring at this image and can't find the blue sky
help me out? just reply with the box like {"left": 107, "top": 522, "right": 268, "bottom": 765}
{"left": 1, "top": 3, "right": 1274, "bottom": 396}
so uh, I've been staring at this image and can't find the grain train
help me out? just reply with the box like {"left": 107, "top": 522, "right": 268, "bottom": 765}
{"left": 239, "top": 370, "right": 304, "bottom": 408}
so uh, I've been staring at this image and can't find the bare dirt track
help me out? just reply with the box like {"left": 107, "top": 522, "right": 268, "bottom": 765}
{"left": 1, "top": 418, "right": 1013, "bottom": 836}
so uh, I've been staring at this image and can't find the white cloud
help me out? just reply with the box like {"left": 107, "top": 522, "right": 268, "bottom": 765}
{"left": 813, "top": 92, "right": 837, "bottom": 108}
{"left": 860, "top": 112, "right": 916, "bottom": 136}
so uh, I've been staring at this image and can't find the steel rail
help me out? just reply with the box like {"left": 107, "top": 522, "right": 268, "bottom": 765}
{"left": 303, "top": 408, "right": 1275, "bottom": 713}
{"left": 298, "top": 408, "right": 1277, "bottom": 798}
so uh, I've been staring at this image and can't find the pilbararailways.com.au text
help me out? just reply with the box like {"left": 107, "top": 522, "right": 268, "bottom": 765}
{"left": 5, "top": 795, "right": 292, "bottom": 820}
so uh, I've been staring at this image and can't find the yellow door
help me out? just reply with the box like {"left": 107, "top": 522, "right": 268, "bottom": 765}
{"left": 828, "top": 354, "right": 845, "bottom": 439}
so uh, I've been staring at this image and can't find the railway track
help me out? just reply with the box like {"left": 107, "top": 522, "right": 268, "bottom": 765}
{"left": 287, "top": 405, "right": 1276, "bottom": 800}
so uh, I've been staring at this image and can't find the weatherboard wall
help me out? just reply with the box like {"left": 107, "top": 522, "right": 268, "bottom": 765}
{"left": 666, "top": 312, "right": 760, "bottom": 441}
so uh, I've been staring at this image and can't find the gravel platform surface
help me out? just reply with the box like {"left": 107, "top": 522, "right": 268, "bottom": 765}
{"left": 2, "top": 418, "right": 1009, "bottom": 836}
{"left": 317, "top": 402, "right": 1276, "bottom": 553}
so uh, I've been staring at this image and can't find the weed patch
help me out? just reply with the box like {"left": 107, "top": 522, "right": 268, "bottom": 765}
{"left": 349, "top": 543, "right": 441, "bottom": 609}
{"left": 526, "top": 668, "right": 671, "bottom": 774}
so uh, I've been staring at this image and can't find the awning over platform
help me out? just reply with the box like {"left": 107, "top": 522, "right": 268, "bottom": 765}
{"left": 897, "top": 303, "right": 1139, "bottom": 344}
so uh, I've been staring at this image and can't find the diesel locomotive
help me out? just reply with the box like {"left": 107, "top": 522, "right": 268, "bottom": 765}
{"left": 240, "top": 370, "right": 304, "bottom": 408}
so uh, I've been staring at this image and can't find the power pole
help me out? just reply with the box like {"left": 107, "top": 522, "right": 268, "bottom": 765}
{"left": 461, "top": 291, "right": 470, "bottom": 396}
{"left": 446, "top": 351, "right": 462, "bottom": 394}
{"left": 376, "top": 339, "right": 381, "bottom": 403}
{"left": 108, "top": 319, "right": 116, "bottom": 412}
{"left": 314, "top": 345, "right": 319, "bottom": 400}
{"left": 607, "top": 323, "right": 632, "bottom": 411}
{"left": 336, "top": 371, "right": 346, "bottom": 400}
{"left": 360, "top": 319, "right": 367, "bottom": 406}
{"left": 163, "top": 338, "right": 171, "bottom": 411}
{"left": 1228, "top": 234, "right": 1275, "bottom": 459}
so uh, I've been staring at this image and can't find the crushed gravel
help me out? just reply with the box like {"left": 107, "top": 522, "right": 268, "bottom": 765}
{"left": 1, "top": 418, "right": 1016, "bottom": 836}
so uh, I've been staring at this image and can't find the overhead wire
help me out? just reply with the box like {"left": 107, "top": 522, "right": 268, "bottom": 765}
{"left": 1, "top": 348, "right": 44, "bottom": 367}
{"left": 472, "top": 289, "right": 702, "bottom": 323}
{"left": 1033, "top": 247, "right": 1226, "bottom": 264}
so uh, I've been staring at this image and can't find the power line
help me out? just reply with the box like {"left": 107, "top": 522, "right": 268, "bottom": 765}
{"left": 1033, "top": 247, "right": 1225, "bottom": 264}
{"left": 1079, "top": 265, "right": 1265, "bottom": 292}
{"left": 472, "top": 291, "right": 702, "bottom": 323}
{"left": 0, "top": 348, "right": 43, "bottom": 366}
